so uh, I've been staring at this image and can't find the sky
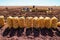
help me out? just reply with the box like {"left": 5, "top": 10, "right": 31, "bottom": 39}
{"left": 0, "top": 0, "right": 60, "bottom": 6}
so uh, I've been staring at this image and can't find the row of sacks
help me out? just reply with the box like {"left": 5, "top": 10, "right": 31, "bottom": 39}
{"left": 0, "top": 16, "right": 60, "bottom": 29}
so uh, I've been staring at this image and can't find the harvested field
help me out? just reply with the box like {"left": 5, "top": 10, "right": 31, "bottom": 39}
{"left": 0, "top": 6, "right": 60, "bottom": 40}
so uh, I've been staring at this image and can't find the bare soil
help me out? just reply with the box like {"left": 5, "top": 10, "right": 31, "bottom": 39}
{"left": 0, "top": 6, "right": 60, "bottom": 40}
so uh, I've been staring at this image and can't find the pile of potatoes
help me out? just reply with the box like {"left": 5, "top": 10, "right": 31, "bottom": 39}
{"left": 0, "top": 15, "right": 60, "bottom": 29}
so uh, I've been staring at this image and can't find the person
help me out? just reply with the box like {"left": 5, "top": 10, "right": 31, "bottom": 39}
{"left": 33, "top": 5, "right": 35, "bottom": 8}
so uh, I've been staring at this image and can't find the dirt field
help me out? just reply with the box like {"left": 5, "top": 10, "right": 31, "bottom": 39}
{"left": 0, "top": 6, "right": 60, "bottom": 40}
